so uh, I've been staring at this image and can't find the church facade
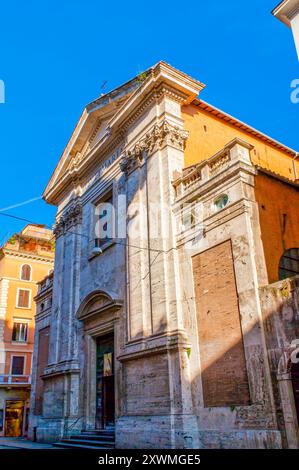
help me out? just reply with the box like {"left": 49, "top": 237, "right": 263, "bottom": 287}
{"left": 29, "top": 62, "right": 299, "bottom": 448}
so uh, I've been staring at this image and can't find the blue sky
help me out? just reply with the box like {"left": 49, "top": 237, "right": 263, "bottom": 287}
{"left": 0, "top": 0, "right": 298, "bottom": 243}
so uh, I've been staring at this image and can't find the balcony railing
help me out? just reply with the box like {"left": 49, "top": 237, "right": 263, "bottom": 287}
{"left": 37, "top": 272, "right": 54, "bottom": 295}
{"left": 0, "top": 374, "right": 31, "bottom": 385}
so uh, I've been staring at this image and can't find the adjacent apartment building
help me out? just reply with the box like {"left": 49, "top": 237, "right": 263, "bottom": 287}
{"left": 0, "top": 225, "right": 54, "bottom": 437}
{"left": 273, "top": 0, "right": 299, "bottom": 58}
{"left": 29, "top": 62, "right": 299, "bottom": 449}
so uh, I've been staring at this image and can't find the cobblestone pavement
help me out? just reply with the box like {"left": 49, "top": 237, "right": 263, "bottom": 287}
{"left": 0, "top": 437, "right": 55, "bottom": 449}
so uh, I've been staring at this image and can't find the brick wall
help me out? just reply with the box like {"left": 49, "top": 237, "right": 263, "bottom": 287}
{"left": 34, "top": 326, "right": 50, "bottom": 415}
{"left": 192, "top": 240, "right": 250, "bottom": 407}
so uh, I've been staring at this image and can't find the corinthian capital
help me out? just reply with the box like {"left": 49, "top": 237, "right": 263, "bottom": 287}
{"left": 53, "top": 200, "right": 83, "bottom": 239}
{"left": 120, "top": 120, "right": 189, "bottom": 175}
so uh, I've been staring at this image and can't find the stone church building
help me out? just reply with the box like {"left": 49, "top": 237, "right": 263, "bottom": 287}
{"left": 29, "top": 62, "right": 299, "bottom": 448}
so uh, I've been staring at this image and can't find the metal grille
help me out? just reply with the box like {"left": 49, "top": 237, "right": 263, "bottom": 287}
{"left": 279, "top": 248, "right": 299, "bottom": 280}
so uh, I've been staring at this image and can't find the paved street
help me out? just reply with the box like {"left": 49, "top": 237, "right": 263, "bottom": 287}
{"left": 0, "top": 437, "right": 55, "bottom": 449}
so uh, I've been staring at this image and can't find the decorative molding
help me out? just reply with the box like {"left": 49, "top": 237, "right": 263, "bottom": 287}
{"left": 54, "top": 200, "right": 83, "bottom": 239}
{"left": 81, "top": 145, "right": 123, "bottom": 195}
{"left": 288, "top": 4, "right": 299, "bottom": 20}
{"left": 121, "top": 84, "right": 187, "bottom": 133}
{"left": 173, "top": 137, "right": 254, "bottom": 199}
{"left": 76, "top": 290, "right": 123, "bottom": 322}
{"left": 68, "top": 86, "right": 188, "bottom": 176}
{"left": 68, "top": 151, "right": 84, "bottom": 171}
{"left": 120, "top": 120, "right": 189, "bottom": 175}
{"left": 2, "top": 250, "right": 54, "bottom": 264}
{"left": 209, "top": 150, "right": 230, "bottom": 174}
{"left": 0, "top": 278, "right": 9, "bottom": 321}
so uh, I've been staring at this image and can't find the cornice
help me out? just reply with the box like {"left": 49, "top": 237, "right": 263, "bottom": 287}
{"left": 2, "top": 250, "right": 54, "bottom": 264}
{"left": 272, "top": 0, "right": 299, "bottom": 25}
{"left": 120, "top": 84, "right": 187, "bottom": 133}
{"left": 288, "top": 4, "right": 299, "bottom": 19}
{"left": 119, "top": 119, "right": 189, "bottom": 175}
{"left": 53, "top": 199, "right": 83, "bottom": 239}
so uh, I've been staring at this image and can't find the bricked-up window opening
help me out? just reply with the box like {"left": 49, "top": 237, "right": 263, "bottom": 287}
{"left": 95, "top": 191, "right": 114, "bottom": 249}
{"left": 12, "top": 322, "right": 28, "bottom": 342}
{"left": 192, "top": 240, "right": 250, "bottom": 407}
{"left": 279, "top": 248, "right": 299, "bottom": 280}
{"left": 20, "top": 264, "right": 31, "bottom": 281}
{"left": 17, "top": 289, "right": 30, "bottom": 308}
{"left": 34, "top": 327, "right": 50, "bottom": 415}
{"left": 11, "top": 356, "right": 25, "bottom": 375}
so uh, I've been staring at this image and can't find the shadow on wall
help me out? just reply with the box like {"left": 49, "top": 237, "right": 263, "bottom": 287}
{"left": 193, "top": 275, "right": 299, "bottom": 449}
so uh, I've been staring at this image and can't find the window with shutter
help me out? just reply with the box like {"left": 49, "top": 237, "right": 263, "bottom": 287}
{"left": 17, "top": 289, "right": 30, "bottom": 308}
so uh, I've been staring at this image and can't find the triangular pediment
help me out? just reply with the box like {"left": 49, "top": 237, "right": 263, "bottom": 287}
{"left": 43, "top": 76, "right": 142, "bottom": 203}
{"left": 43, "top": 62, "right": 205, "bottom": 205}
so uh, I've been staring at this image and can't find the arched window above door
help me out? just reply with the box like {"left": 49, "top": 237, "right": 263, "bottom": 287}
{"left": 279, "top": 248, "right": 299, "bottom": 280}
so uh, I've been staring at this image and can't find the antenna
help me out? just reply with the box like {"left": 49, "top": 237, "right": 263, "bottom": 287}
{"left": 100, "top": 80, "right": 108, "bottom": 96}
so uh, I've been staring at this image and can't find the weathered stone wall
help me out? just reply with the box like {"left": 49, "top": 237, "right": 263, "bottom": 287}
{"left": 29, "top": 63, "right": 297, "bottom": 449}
{"left": 124, "top": 355, "right": 170, "bottom": 414}
{"left": 260, "top": 276, "right": 299, "bottom": 448}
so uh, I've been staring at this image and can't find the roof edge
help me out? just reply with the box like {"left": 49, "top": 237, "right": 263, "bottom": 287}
{"left": 192, "top": 98, "right": 298, "bottom": 157}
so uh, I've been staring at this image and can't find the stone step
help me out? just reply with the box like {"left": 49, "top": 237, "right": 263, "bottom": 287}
{"left": 53, "top": 442, "right": 111, "bottom": 450}
{"left": 71, "top": 434, "right": 114, "bottom": 442}
{"left": 81, "top": 429, "right": 115, "bottom": 436}
{"left": 61, "top": 438, "right": 114, "bottom": 447}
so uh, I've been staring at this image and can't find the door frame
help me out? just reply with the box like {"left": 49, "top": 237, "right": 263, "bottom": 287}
{"left": 95, "top": 332, "right": 115, "bottom": 429}
{"left": 4, "top": 399, "right": 25, "bottom": 437}
{"left": 76, "top": 290, "right": 122, "bottom": 431}
{"left": 84, "top": 320, "right": 118, "bottom": 430}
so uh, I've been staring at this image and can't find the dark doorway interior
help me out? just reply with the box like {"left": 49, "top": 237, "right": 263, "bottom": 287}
{"left": 5, "top": 400, "right": 24, "bottom": 437}
{"left": 96, "top": 333, "right": 115, "bottom": 429}
{"left": 291, "top": 362, "right": 299, "bottom": 426}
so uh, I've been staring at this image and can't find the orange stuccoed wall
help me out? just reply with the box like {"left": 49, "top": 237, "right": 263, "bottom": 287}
{"left": 182, "top": 103, "right": 299, "bottom": 284}
{"left": 255, "top": 173, "right": 299, "bottom": 284}
{"left": 182, "top": 103, "right": 299, "bottom": 179}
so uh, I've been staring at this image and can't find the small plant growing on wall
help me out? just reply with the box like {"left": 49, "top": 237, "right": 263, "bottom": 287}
{"left": 8, "top": 235, "right": 17, "bottom": 245}
{"left": 137, "top": 71, "right": 148, "bottom": 84}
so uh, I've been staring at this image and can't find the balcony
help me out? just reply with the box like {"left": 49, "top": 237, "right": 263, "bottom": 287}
{"left": 0, "top": 374, "right": 31, "bottom": 386}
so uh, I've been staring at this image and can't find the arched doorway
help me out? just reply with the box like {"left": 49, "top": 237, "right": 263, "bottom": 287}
{"left": 291, "top": 362, "right": 299, "bottom": 427}
{"left": 95, "top": 333, "right": 115, "bottom": 429}
{"left": 76, "top": 290, "right": 122, "bottom": 431}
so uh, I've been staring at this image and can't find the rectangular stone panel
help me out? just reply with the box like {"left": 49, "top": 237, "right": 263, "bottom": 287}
{"left": 192, "top": 240, "right": 250, "bottom": 407}
{"left": 125, "top": 354, "right": 170, "bottom": 414}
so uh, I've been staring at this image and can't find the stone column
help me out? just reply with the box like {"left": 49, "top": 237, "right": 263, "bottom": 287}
{"left": 118, "top": 93, "right": 199, "bottom": 448}
{"left": 277, "top": 372, "right": 299, "bottom": 448}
